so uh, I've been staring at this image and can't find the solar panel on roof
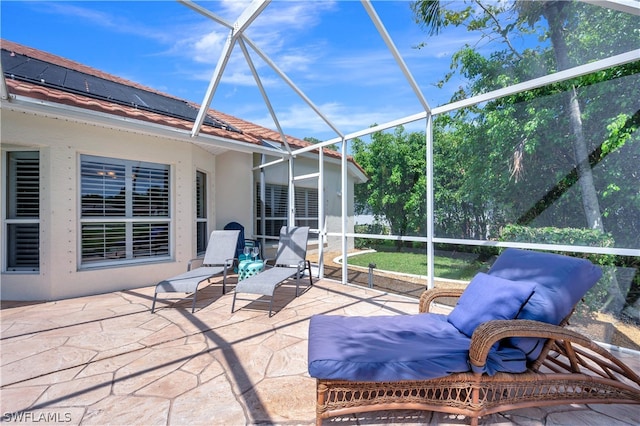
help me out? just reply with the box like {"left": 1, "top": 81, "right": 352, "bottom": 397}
{"left": 40, "top": 64, "right": 67, "bottom": 86}
{"left": 1, "top": 49, "right": 242, "bottom": 134}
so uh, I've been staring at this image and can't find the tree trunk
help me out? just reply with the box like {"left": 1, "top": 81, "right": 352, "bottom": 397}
{"left": 564, "top": 86, "right": 604, "bottom": 230}
{"left": 544, "top": 3, "right": 603, "bottom": 231}
{"left": 543, "top": 2, "right": 625, "bottom": 314}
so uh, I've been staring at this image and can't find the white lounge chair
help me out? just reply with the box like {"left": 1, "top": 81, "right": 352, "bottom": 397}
{"left": 231, "top": 226, "right": 312, "bottom": 316}
{"left": 151, "top": 229, "right": 239, "bottom": 313}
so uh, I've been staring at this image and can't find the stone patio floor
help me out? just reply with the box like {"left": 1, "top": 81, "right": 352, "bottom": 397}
{"left": 1, "top": 277, "right": 639, "bottom": 425}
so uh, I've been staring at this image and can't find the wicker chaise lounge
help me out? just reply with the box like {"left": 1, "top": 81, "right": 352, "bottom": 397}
{"left": 308, "top": 249, "right": 640, "bottom": 425}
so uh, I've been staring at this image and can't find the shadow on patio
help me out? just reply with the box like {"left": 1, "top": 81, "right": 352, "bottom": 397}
{"left": 1, "top": 276, "right": 639, "bottom": 425}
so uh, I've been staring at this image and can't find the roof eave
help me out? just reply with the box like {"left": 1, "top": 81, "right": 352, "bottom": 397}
{"left": 1, "top": 93, "right": 289, "bottom": 157}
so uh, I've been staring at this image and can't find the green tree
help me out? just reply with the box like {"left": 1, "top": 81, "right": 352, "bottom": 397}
{"left": 519, "top": 1, "right": 604, "bottom": 230}
{"left": 412, "top": 0, "right": 638, "bottom": 240}
{"left": 304, "top": 136, "right": 337, "bottom": 151}
{"left": 412, "top": 1, "right": 639, "bottom": 314}
{"left": 352, "top": 126, "right": 426, "bottom": 250}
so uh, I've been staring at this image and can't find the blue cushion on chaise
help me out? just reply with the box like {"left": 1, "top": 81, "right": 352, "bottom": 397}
{"left": 488, "top": 248, "right": 602, "bottom": 360}
{"left": 307, "top": 249, "right": 603, "bottom": 382}
{"left": 308, "top": 313, "right": 529, "bottom": 381}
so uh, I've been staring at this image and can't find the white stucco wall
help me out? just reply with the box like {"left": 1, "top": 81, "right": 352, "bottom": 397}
{"left": 323, "top": 162, "right": 356, "bottom": 253}
{"left": 1, "top": 110, "right": 218, "bottom": 301}
{"left": 214, "top": 151, "right": 254, "bottom": 236}
{"left": 1, "top": 109, "right": 363, "bottom": 301}
{"left": 255, "top": 152, "right": 358, "bottom": 254}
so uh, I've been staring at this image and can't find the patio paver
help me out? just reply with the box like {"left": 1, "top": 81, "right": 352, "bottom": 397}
{"left": 1, "top": 278, "right": 638, "bottom": 425}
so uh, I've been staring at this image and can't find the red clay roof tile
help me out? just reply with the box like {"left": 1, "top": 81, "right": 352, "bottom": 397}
{"left": 1, "top": 39, "right": 360, "bottom": 168}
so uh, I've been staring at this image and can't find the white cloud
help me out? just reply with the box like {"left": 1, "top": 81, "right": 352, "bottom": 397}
{"left": 24, "top": 1, "right": 468, "bottom": 136}
{"left": 40, "top": 2, "right": 182, "bottom": 45}
{"left": 221, "top": 70, "right": 280, "bottom": 87}
{"left": 193, "top": 31, "right": 228, "bottom": 63}
{"left": 218, "top": 0, "right": 253, "bottom": 18}
{"left": 244, "top": 100, "right": 426, "bottom": 141}
{"left": 247, "top": 1, "right": 337, "bottom": 33}
{"left": 176, "top": 1, "right": 338, "bottom": 82}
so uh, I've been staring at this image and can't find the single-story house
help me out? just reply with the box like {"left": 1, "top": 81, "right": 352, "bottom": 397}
{"left": 0, "top": 39, "right": 367, "bottom": 301}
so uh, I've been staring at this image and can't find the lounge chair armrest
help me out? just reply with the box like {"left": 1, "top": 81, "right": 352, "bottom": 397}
{"left": 419, "top": 288, "right": 464, "bottom": 313}
{"left": 467, "top": 319, "right": 640, "bottom": 383}
{"left": 187, "top": 257, "right": 204, "bottom": 271}
{"left": 469, "top": 319, "right": 564, "bottom": 368}
{"left": 263, "top": 257, "right": 277, "bottom": 267}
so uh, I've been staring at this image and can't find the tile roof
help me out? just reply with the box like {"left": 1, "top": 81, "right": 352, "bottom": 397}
{"left": 0, "top": 39, "right": 352, "bottom": 165}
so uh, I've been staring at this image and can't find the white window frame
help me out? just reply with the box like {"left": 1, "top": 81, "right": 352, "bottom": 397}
{"left": 79, "top": 154, "right": 171, "bottom": 268}
{"left": 3, "top": 150, "right": 40, "bottom": 273}
{"left": 195, "top": 169, "right": 208, "bottom": 255}
{"left": 256, "top": 183, "right": 318, "bottom": 237}
{"left": 294, "top": 185, "right": 319, "bottom": 231}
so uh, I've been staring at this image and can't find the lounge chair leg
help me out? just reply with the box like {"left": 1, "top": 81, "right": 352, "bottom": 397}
{"left": 268, "top": 297, "right": 274, "bottom": 317}
{"left": 151, "top": 292, "right": 157, "bottom": 313}
{"left": 191, "top": 292, "right": 198, "bottom": 313}
{"left": 307, "top": 260, "right": 313, "bottom": 287}
{"left": 316, "top": 382, "right": 327, "bottom": 426}
{"left": 222, "top": 268, "right": 228, "bottom": 294}
{"left": 231, "top": 291, "right": 237, "bottom": 313}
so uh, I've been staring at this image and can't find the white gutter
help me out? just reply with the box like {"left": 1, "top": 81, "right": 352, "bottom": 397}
{"left": 1, "top": 94, "right": 287, "bottom": 157}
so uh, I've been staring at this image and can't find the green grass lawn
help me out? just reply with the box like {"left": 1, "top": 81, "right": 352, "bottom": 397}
{"left": 346, "top": 250, "right": 486, "bottom": 281}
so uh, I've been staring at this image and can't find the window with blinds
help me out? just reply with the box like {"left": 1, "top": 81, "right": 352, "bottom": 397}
{"left": 256, "top": 183, "right": 318, "bottom": 237}
{"left": 196, "top": 170, "right": 207, "bottom": 255}
{"left": 294, "top": 186, "right": 319, "bottom": 230}
{"left": 80, "top": 155, "right": 170, "bottom": 266}
{"left": 5, "top": 151, "right": 40, "bottom": 271}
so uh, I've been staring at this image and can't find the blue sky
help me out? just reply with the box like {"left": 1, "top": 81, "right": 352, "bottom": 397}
{"left": 1, "top": 1, "right": 481, "bottom": 141}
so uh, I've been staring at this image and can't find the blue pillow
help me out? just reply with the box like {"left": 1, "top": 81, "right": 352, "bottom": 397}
{"left": 489, "top": 248, "right": 602, "bottom": 326}
{"left": 488, "top": 248, "right": 602, "bottom": 360}
{"left": 447, "top": 273, "right": 536, "bottom": 338}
